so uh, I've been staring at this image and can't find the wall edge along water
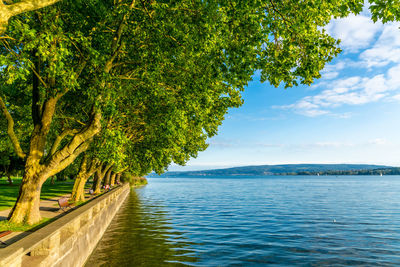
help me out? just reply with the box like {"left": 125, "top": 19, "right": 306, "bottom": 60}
{"left": 0, "top": 183, "right": 130, "bottom": 267}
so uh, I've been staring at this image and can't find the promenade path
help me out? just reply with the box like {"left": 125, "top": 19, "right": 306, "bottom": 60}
{"left": 0, "top": 193, "right": 95, "bottom": 247}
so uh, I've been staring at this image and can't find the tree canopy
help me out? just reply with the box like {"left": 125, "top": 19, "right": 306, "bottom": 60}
{"left": 0, "top": 0, "right": 393, "bottom": 224}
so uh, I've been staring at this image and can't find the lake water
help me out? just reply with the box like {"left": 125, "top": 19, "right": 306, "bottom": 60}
{"left": 85, "top": 176, "right": 400, "bottom": 266}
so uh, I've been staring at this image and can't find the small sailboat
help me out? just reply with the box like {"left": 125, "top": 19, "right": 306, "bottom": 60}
{"left": 380, "top": 172, "right": 383, "bottom": 177}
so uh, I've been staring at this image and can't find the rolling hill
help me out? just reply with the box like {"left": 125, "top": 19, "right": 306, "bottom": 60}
{"left": 149, "top": 164, "right": 395, "bottom": 177}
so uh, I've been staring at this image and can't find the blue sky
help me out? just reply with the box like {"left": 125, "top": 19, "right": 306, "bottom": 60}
{"left": 170, "top": 7, "right": 400, "bottom": 171}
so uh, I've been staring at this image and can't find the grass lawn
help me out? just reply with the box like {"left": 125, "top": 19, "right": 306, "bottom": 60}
{"left": 0, "top": 177, "right": 97, "bottom": 231}
{"left": 0, "top": 217, "right": 55, "bottom": 232}
{"left": 0, "top": 177, "right": 86, "bottom": 211}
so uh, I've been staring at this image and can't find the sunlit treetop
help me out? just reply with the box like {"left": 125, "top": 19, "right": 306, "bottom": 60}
{"left": 1, "top": 0, "right": 371, "bottom": 175}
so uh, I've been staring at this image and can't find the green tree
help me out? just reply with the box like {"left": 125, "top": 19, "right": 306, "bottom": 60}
{"left": 2, "top": 0, "right": 369, "bottom": 224}
{"left": 1, "top": 5, "right": 101, "bottom": 224}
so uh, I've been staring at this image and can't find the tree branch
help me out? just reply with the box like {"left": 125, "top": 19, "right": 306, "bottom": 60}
{"left": 47, "top": 128, "right": 79, "bottom": 159}
{"left": 46, "top": 139, "right": 91, "bottom": 178}
{"left": 46, "top": 110, "right": 101, "bottom": 168}
{"left": 104, "top": 0, "right": 136, "bottom": 73}
{"left": 104, "top": 163, "right": 113, "bottom": 175}
{"left": 0, "top": 0, "right": 61, "bottom": 34}
{"left": 0, "top": 95, "right": 26, "bottom": 159}
{"left": 32, "top": 50, "right": 41, "bottom": 125}
{"left": 87, "top": 158, "right": 101, "bottom": 176}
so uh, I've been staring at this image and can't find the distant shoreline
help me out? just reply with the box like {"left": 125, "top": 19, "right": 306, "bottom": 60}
{"left": 149, "top": 164, "right": 400, "bottom": 177}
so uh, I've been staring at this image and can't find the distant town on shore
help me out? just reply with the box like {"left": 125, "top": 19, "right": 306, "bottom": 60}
{"left": 149, "top": 164, "right": 400, "bottom": 177}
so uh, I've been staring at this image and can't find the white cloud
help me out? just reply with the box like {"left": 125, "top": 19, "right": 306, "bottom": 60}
{"left": 320, "top": 62, "right": 346, "bottom": 80}
{"left": 312, "top": 142, "right": 354, "bottom": 148}
{"left": 386, "top": 64, "right": 400, "bottom": 89}
{"left": 326, "top": 14, "right": 382, "bottom": 53}
{"left": 359, "top": 23, "right": 400, "bottom": 67}
{"left": 322, "top": 71, "right": 339, "bottom": 80}
{"left": 278, "top": 64, "right": 400, "bottom": 117}
{"left": 360, "top": 23, "right": 400, "bottom": 68}
{"left": 392, "top": 94, "right": 400, "bottom": 101}
{"left": 208, "top": 137, "right": 238, "bottom": 148}
{"left": 368, "top": 138, "right": 388, "bottom": 145}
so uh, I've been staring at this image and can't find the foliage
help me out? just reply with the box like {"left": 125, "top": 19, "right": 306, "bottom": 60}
{"left": 120, "top": 172, "right": 147, "bottom": 186}
{"left": 1, "top": 0, "right": 372, "bottom": 178}
{"left": 2, "top": 0, "right": 395, "bottom": 223}
{"left": 370, "top": 0, "right": 400, "bottom": 23}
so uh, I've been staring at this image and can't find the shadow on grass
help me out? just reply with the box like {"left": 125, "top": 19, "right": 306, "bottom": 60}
{"left": 0, "top": 178, "right": 86, "bottom": 210}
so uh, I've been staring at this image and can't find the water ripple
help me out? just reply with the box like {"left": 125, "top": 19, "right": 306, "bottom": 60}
{"left": 86, "top": 176, "right": 400, "bottom": 266}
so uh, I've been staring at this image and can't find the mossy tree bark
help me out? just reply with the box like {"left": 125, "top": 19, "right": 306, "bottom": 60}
{"left": 70, "top": 154, "right": 100, "bottom": 202}
{"left": 116, "top": 173, "right": 121, "bottom": 184}
{"left": 110, "top": 172, "right": 116, "bottom": 186}
{"left": 8, "top": 175, "right": 44, "bottom": 224}
{"left": 103, "top": 169, "right": 112, "bottom": 187}
{"left": 92, "top": 163, "right": 112, "bottom": 194}
{"left": 91, "top": 170, "right": 100, "bottom": 193}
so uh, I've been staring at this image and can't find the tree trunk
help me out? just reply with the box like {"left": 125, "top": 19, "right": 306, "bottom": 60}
{"left": 110, "top": 173, "right": 116, "bottom": 186}
{"left": 92, "top": 169, "right": 103, "bottom": 194}
{"left": 6, "top": 174, "right": 13, "bottom": 185}
{"left": 70, "top": 175, "right": 87, "bottom": 202}
{"left": 103, "top": 169, "right": 112, "bottom": 187}
{"left": 4, "top": 42, "right": 101, "bottom": 225}
{"left": 8, "top": 107, "right": 101, "bottom": 225}
{"left": 116, "top": 173, "right": 121, "bottom": 184}
{"left": 92, "top": 163, "right": 112, "bottom": 194}
{"left": 91, "top": 170, "right": 100, "bottom": 193}
{"left": 70, "top": 156, "right": 98, "bottom": 202}
{"left": 5, "top": 166, "right": 12, "bottom": 185}
{"left": 8, "top": 170, "right": 44, "bottom": 224}
{"left": 50, "top": 176, "right": 55, "bottom": 185}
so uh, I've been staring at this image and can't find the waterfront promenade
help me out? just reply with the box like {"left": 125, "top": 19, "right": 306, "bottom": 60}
{"left": 0, "top": 193, "right": 94, "bottom": 248}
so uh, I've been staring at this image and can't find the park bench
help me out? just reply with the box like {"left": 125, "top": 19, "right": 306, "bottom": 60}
{"left": 58, "top": 198, "right": 73, "bottom": 211}
{"left": 0, "top": 230, "right": 11, "bottom": 245}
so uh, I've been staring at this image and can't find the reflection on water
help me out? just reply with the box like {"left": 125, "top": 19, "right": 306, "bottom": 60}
{"left": 87, "top": 176, "right": 400, "bottom": 266}
{"left": 85, "top": 189, "right": 198, "bottom": 266}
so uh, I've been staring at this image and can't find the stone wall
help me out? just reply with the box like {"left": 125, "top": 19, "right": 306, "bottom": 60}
{"left": 0, "top": 183, "right": 130, "bottom": 267}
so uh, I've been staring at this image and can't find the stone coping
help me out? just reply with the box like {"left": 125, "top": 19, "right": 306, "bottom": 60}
{"left": 0, "top": 183, "right": 130, "bottom": 266}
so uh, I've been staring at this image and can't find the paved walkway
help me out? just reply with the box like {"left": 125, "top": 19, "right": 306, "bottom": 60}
{"left": 0, "top": 194, "right": 73, "bottom": 221}
{"left": 0, "top": 193, "right": 96, "bottom": 247}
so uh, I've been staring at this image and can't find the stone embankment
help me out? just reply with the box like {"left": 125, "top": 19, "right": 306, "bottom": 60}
{"left": 0, "top": 183, "right": 130, "bottom": 267}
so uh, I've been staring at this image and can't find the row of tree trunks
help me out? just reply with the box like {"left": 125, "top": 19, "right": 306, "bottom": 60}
{"left": 103, "top": 169, "right": 112, "bottom": 187}
{"left": 92, "top": 163, "right": 112, "bottom": 194}
{"left": 116, "top": 173, "right": 121, "bottom": 184}
{"left": 70, "top": 154, "right": 100, "bottom": 202}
